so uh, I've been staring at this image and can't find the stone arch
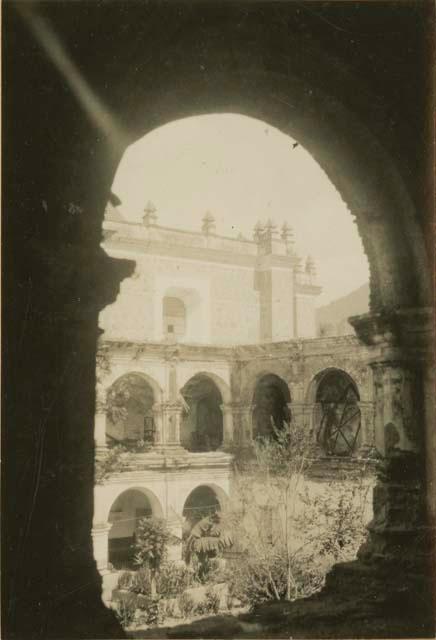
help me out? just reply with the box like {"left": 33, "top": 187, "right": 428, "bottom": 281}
{"left": 126, "top": 62, "right": 430, "bottom": 313}
{"left": 241, "top": 365, "right": 291, "bottom": 404}
{"left": 105, "top": 370, "right": 163, "bottom": 402}
{"left": 252, "top": 372, "right": 291, "bottom": 440}
{"left": 305, "top": 366, "right": 361, "bottom": 404}
{"left": 104, "top": 371, "right": 162, "bottom": 446}
{"left": 105, "top": 486, "right": 164, "bottom": 569}
{"left": 309, "top": 368, "right": 362, "bottom": 457}
{"left": 182, "top": 483, "right": 228, "bottom": 528}
{"left": 180, "top": 373, "right": 229, "bottom": 451}
{"left": 105, "top": 485, "right": 164, "bottom": 524}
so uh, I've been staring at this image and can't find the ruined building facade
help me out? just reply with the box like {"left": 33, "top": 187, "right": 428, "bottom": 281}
{"left": 92, "top": 203, "right": 376, "bottom": 573}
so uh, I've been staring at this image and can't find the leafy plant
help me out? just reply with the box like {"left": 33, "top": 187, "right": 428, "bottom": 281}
{"left": 129, "top": 568, "right": 152, "bottom": 596}
{"left": 133, "top": 517, "right": 179, "bottom": 596}
{"left": 137, "top": 595, "right": 162, "bottom": 626}
{"left": 105, "top": 374, "right": 153, "bottom": 424}
{"left": 117, "top": 571, "right": 133, "bottom": 591}
{"left": 177, "top": 591, "right": 196, "bottom": 619}
{"left": 95, "top": 444, "right": 127, "bottom": 483}
{"left": 114, "top": 594, "right": 137, "bottom": 628}
{"left": 205, "top": 586, "right": 220, "bottom": 614}
{"left": 156, "top": 561, "right": 194, "bottom": 598}
{"left": 228, "top": 421, "right": 372, "bottom": 607}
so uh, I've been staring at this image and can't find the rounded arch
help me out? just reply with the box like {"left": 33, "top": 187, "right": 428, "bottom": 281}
{"left": 122, "top": 29, "right": 430, "bottom": 314}
{"left": 241, "top": 366, "right": 291, "bottom": 404}
{"left": 305, "top": 367, "right": 360, "bottom": 404}
{"left": 179, "top": 370, "right": 231, "bottom": 404}
{"left": 252, "top": 372, "right": 291, "bottom": 440}
{"left": 104, "top": 372, "right": 162, "bottom": 446}
{"left": 251, "top": 371, "right": 291, "bottom": 405}
{"left": 180, "top": 373, "right": 227, "bottom": 452}
{"left": 105, "top": 485, "right": 164, "bottom": 523}
{"left": 106, "top": 370, "right": 163, "bottom": 402}
{"left": 182, "top": 483, "right": 228, "bottom": 524}
{"left": 310, "top": 368, "right": 362, "bottom": 457}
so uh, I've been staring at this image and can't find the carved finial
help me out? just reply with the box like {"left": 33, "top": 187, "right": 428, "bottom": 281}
{"left": 294, "top": 253, "right": 303, "bottom": 272}
{"left": 143, "top": 201, "right": 158, "bottom": 226}
{"left": 281, "top": 221, "right": 294, "bottom": 243}
{"left": 305, "top": 255, "right": 316, "bottom": 276}
{"left": 265, "top": 218, "right": 279, "bottom": 240}
{"left": 253, "top": 221, "right": 265, "bottom": 242}
{"left": 202, "top": 211, "right": 216, "bottom": 235}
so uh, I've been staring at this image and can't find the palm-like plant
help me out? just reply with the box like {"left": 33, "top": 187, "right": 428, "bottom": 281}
{"left": 184, "top": 512, "right": 233, "bottom": 582}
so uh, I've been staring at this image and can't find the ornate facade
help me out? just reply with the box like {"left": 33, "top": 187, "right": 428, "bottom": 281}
{"left": 92, "top": 202, "right": 376, "bottom": 576}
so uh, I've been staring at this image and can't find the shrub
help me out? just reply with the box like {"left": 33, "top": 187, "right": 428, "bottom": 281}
{"left": 156, "top": 562, "right": 194, "bottom": 598}
{"left": 95, "top": 445, "right": 127, "bottom": 484}
{"left": 194, "top": 598, "right": 209, "bottom": 616}
{"left": 164, "top": 599, "right": 177, "bottom": 619}
{"left": 117, "top": 571, "right": 133, "bottom": 590}
{"left": 129, "top": 568, "right": 151, "bottom": 596}
{"left": 228, "top": 556, "right": 287, "bottom": 610}
{"left": 137, "top": 595, "right": 162, "bottom": 626}
{"left": 177, "top": 591, "right": 196, "bottom": 619}
{"left": 205, "top": 586, "right": 220, "bottom": 614}
{"left": 228, "top": 553, "right": 326, "bottom": 611}
{"left": 114, "top": 594, "right": 137, "bottom": 628}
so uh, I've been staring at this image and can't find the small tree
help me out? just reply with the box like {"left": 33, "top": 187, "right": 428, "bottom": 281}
{"left": 232, "top": 421, "right": 315, "bottom": 601}
{"left": 133, "top": 517, "right": 177, "bottom": 596}
{"left": 229, "top": 422, "right": 373, "bottom": 607}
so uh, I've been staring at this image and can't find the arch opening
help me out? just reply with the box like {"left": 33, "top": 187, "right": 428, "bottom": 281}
{"left": 252, "top": 374, "right": 291, "bottom": 440}
{"left": 180, "top": 374, "right": 224, "bottom": 452}
{"left": 182, "top": 485, "right": 222, "bottom": 534}
{"left": 105, "top": 373, "right": 156, "bottom": 449}
{"left": 108, "top": 489, "right": 156, "bottom": 570}
{"left": 315, "top": 369, "right": 361, "bottom": 457}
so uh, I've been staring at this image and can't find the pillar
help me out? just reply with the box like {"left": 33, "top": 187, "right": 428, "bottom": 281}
{"left": 231, "top": 402, "right": 254, "bottom": 445}
{"left": 162, "top": 401, "right": 184, "bottom": 449}
{"left": 152, "top": 402, "right": 164, "bottom": 445}
{"left": 94, "top": 387, "right": 108, "bottom": 454}
{"left": 356, "top": 400, "right": 375, "bottom": 456}
{"left": 345, "top": 309, "right": 434, "bottom": 630}
{"left": 91, "top": 524, "right": 111, "bottom": 573}
{"left": 220, "top": 403, "right": 234, "bottom": 449}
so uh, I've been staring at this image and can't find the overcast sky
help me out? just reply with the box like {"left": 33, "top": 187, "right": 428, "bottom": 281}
{"left": 112, "top": 114, "right": 369, "bottom": 307}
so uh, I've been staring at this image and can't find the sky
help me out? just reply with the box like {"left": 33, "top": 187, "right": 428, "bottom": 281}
{"left": 112, "top": 114, "right": 369, "bottom": 307}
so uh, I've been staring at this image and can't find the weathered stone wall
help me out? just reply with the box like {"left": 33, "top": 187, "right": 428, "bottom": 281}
{"left": 5, "top": 2, "right": 433, "bottom": 637}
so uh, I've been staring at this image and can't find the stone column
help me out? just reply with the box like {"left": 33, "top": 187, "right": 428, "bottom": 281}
{"left": 344, "top": 309, "right": 434, "bottom": 629}
{"left": 162, "top": 401, "right": 184, "bottom": 449}
{"left": 234, "top": 402, "right": 255, "bottom": 445}
{"left": 94, "top": 387, "right": 108, "bottom": 454}
{"left": 152, "top": 402, "right": 164, "bottom": 445}
{"left": 220, "top": 403, "right": 234, "bottom": 449}
{"left": 91, "top": 524, "right": 111, "bottom": 573}
{"left": 311, "top": 402, "right": 325, "bottom": 455}
{"left": 356, "top": 400, "right": 375, "bottom": 456}
{"left": 288, "top": 402, "right": 313, "bottom": 429}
